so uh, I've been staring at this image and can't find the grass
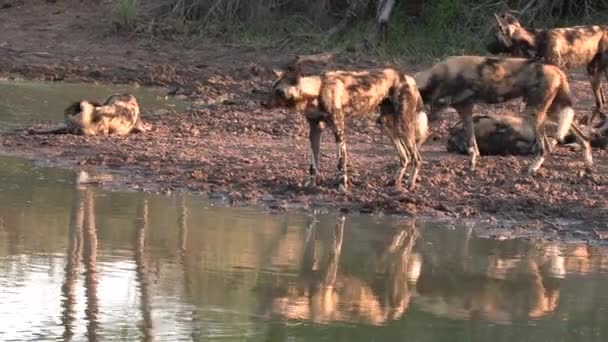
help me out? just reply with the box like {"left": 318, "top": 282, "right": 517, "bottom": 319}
{"left": 112, "top": 0, "right": 139, "bottom": 32}
{"left": 109, "top": 0, "right": 608, "bottom": 59}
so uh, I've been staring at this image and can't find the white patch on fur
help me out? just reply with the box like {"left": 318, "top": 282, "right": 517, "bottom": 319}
{"left": 555, "top": 107, "right": 575, "bottom": 141}
{"left": 416, "top": 111, "right": 429, "bottom": 144}
{"left": 506, "top": 26, "right": 516, "bottom": 36}
{"left": 299, "top": 76, "right": 322, "bottom": 98}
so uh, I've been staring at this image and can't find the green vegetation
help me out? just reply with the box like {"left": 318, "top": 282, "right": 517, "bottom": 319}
{"left": 111, "top": 0, "right": 608, "bottom": 59}
{"left": 112, "top": 0, "right": 139, "bottom": 32}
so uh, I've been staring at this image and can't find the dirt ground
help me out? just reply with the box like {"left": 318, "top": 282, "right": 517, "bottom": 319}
{"left": 0, "top": 1, "right": 607, "bottom": 240}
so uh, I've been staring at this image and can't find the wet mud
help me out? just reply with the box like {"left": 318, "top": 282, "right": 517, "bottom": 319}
{"left": 0, "top": 0, "right": 607, "bottom": 242}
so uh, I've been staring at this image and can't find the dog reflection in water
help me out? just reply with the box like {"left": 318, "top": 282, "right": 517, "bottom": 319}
{"left": 268, "top": 217, "right": 421, "bottom": 325}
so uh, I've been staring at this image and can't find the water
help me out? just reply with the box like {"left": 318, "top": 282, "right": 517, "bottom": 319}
{"left": 1, "top": 82, "right": 608, "bottom": 341}
{"left": 0, "top": 159, "right": 608, "bottom": 341}
{"left": 0, "top": 79, "right": 188, "bottom": 130}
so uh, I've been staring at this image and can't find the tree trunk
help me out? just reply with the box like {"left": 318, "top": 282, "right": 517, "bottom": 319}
{"left": 366, "top": 0, "right": 395, "bottom": 46}
{"left": 365, "top": 0, "right": 396, "bottom": 46}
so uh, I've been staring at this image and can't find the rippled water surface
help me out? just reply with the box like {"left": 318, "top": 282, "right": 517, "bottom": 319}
{"left": 1, "top": 156, "right": 608, "bottom": 341}
{"left": 2, "top": 82, "right": 608, "bottom": 341}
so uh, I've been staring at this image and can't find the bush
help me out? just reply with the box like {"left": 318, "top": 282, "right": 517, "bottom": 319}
{"left": 112, "top": 0, "right": 139, "bottom": 32}
{"left": 123, "top": 0, "right": 608, "bottom": 58}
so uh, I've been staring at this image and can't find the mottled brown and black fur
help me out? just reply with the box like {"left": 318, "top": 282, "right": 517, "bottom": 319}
{"left": 379, "top": 77, "right": 427, "bottom": 190}
{"left": 488, "top": 13, "right": 608, "bottom": 128}
{"left": 29, "top": 94, "right": 148, "bottom": 136}
{"left": 447, "top": 114, "right": 608, "bottom": 156}
{"left": 447, "top": 114, "right": 538, "bottom": 156}
{"left": 415, "top": 55, "right": 592, "bottom": 174}
{"left": 262, "top": 55, "right": 427, "bottom": 191}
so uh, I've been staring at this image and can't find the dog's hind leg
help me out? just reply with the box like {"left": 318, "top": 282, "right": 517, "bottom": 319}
{"left": 569, "top": 122, "right": 594, "bottom": 173}
{"left": 327, "top": 85, "right": 349, "bottom": 192}
{"left": 587, "top": 57, "right": 606, "bottom": 125}
{"left": 380, "top": 114, "right": 410, "bottom": 189}
{"left": 403, "top": 135, "right": 421, "bottom": 191}
{"left": 453, "top": 103, "right": 479, "bottom": 171}
{"left": 305, "top": 118, "right": 323, "bottom": 188}
{"left": 599, "top": 66, "right": 608, "bottom": 133}
{"left": 527, "top": 100, "right": 555, "bottom": 175}
{"left": 332, "top": 115, "right": 349, "bottom": 192}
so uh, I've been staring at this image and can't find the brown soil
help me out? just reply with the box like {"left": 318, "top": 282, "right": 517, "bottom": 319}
{"left": 0, "top": 1, "right": 607, "bottom": 240}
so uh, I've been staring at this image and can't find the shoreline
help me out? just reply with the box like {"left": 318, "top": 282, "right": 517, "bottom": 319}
{"left": 0, "top": 1, "right": 607, "bottom": 243}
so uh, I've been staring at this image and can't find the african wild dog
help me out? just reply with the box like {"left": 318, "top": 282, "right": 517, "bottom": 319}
{"left": 262, "top": 54, "right": 428, "bottom": 191}
{"left": 28, "top": 94, "right": 149, "bottom": 136}
{"left": 379, "top": 75, "right": 427, "bottom": 190}
{"left": 447, "top": 114, "right": 608, "bottom": 156}
{"left": 415, "top": 55, "right": 592, "bottom": 175}
{"left": 488, "top": 13, "right": 608, "bottom": 130}
{"left": 447, "top": 114, "right": 539, "bottom": 156}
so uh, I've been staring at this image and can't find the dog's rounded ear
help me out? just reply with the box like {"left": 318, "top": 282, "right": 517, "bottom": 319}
{"left": 494, "top": 13, "right": 507, "bottom": 28}
{"left": 494, "top": 13, "right": 519, "bottom": 36}
{"left": 272, "top": 69, "right": 285, "bottom": 78}
{"left": 503, "top": 13, "right": 521, "bottom": 27}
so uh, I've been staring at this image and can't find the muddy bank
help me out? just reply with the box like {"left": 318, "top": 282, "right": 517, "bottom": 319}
{"left": 2, "top": 97, "right": 608, "bottom": 240}
{"left": 0, "top": 1, "right": 607, "bottom": 241}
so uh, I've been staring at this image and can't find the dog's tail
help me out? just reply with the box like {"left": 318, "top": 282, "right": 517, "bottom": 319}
{"left": 548, "top": 65, "right": 593, "bottom": 169}
{"left": 549, "top": 65, "right": 575, "bottom": 142}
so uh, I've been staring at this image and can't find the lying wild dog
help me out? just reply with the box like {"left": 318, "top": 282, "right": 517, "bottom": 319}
{"left": 447, "top": 114, "right": 608, "bottom": 156}
{"left": 28, "top": 94, "right": 148, "bottom": 136}
{"left": 488, "top": 13, "right": 608, "bottom": 130}
{"left": 447, "top": 114, "right": 538, "bottom": 156}
{"left": 262, "top": 54, "right": 428, "bottom": 191}
{"left": 415, "top": 55, "right": 592, "bottom": 175}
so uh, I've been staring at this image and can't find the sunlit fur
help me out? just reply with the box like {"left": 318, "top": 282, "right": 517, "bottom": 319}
{"left": 66, "top": 94, "right": 146, "bottom": 136}
{"left": 29, "top": 94, "right": 148, "bottom": 136}
{"left": 267, "top": 218, "right": 420, "bottom": 325}
{"left": 488, "top": 13, "right": 608, "bottom": 127}
{"left": 415, "top": 55, "right": 592, "bottom": 175}
{"left": 263, "top": 64, "right": 427, "bottom": 191}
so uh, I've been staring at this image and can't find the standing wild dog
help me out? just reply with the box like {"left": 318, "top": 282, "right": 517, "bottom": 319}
{"left": 28, "top": 94, "right": 149, "bottom": 136}
{"left": 488, "top": 13, "right": 608, "bottom": 129}
{"left": 415, "top": 55, "right": 592, "bottom": 175}
{"left": 262, "top": 54, "right": 428, "bottom": 191}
